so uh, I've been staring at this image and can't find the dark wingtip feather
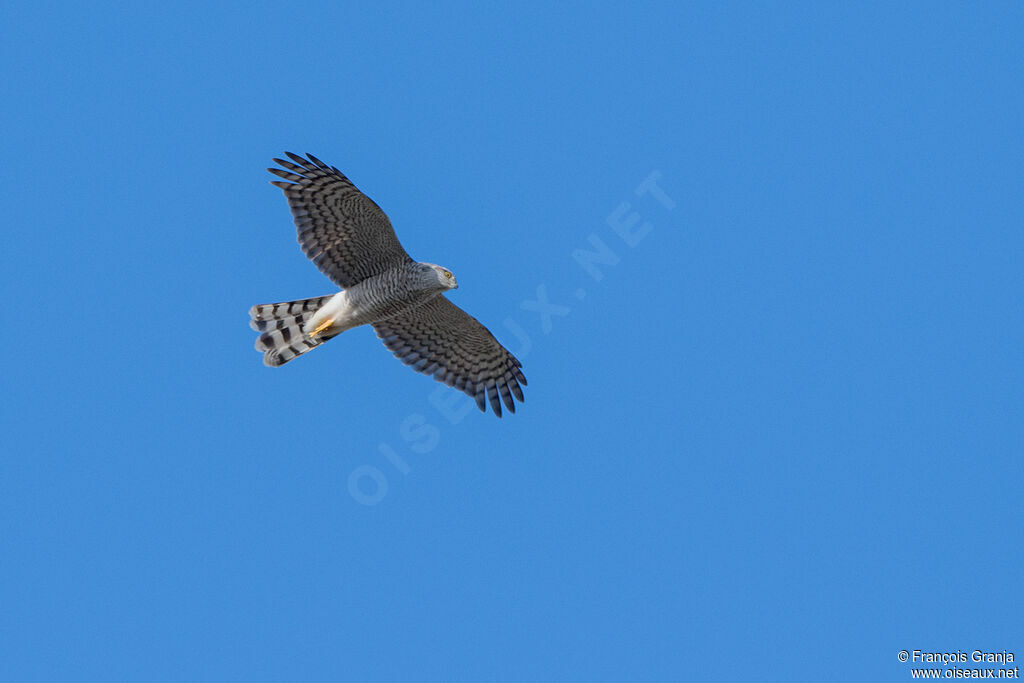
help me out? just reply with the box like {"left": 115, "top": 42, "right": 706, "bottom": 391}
{"left": 271, "top": 157, "right": 308, "bottom": 174}
{"left": 487, "top": 384, "right": 502, "bottom": 417}
{"left": 268, "top": 168, "right": 304, "bottom": 181}
{"left": 499, "top": 382, "right": 516, "bottom": 413}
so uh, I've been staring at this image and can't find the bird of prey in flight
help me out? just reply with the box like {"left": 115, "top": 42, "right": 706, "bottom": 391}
{"left": 249, "top": 153, "right": 526, "bottom": 417}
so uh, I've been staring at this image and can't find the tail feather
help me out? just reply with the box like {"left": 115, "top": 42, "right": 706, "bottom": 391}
{"left": 251, "top": 309, "right": 316, "bottom": 332}
{"left": 255, "top": 322, "right": 322, "bottom": 367}
{"left": 249, "top": 295, "right": 334, "bottom": 330}
{"left": 249, "top": 295, "right": 337, "bottom": 367}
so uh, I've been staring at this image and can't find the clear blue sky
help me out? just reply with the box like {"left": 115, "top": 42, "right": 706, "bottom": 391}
{"left": 2, "top": 2, "right": 1022, "bottom": 680}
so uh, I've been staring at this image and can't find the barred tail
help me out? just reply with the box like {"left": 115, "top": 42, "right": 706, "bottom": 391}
{"left": 249, "top": 295, "right": 337, "bottom": 367}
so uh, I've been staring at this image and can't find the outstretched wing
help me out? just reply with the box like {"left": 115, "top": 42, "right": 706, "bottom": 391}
{"left": 373, "top": 296, "right": 527, "bottom": 417}
{"left": 268, "top": 152, "right": 413, "bottom": 287}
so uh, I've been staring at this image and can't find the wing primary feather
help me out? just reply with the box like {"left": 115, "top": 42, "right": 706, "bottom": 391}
{"left": 508, "top": 378, "right": 524, "bottom": 402}
{"left": 306, "top": 153, "right": 330, "bottom": 170}
{"left": 268, "top": 168, "right": 304, "bottom": 182}
{"left": 474, "top": 383, "right": 487, "bottom": 412}
{"left": 486, "top": 383, "right": 502, "bottom": 416}
{"left": 499, "top": 382, "right": 515, "bottom": 412}
{"left": 284, "top": 151, "right": 310, "bottom": 166}
{"left": 272, "top": 158, "right": 308, "bottom": 174}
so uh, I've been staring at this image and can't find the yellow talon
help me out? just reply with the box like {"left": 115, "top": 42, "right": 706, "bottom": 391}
{"left": 308, "top": 318, "right": 334, "bottom": 339}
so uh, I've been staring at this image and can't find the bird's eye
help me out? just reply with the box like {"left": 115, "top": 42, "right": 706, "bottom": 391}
{"left": 443, "top": 270, "right": 452, "bottom": 278}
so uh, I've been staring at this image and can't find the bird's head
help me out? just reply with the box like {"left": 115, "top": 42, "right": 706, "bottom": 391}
{"left": 421, "top": 263, "right": 458, "bottom": 291}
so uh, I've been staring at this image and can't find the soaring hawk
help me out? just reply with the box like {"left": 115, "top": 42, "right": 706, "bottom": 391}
{"left": 249, "top": 153, "right": 526, "bottom": 417}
